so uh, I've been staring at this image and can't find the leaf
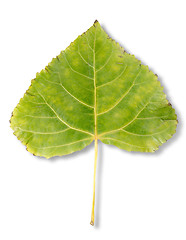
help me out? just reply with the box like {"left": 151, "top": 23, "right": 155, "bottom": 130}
{"left": 10, "top": 20, "right": 178, "bottom": 225}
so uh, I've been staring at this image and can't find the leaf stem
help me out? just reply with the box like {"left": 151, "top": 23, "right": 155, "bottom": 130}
{"left": 90, "top": 138, "right": 98, "bottom": 226}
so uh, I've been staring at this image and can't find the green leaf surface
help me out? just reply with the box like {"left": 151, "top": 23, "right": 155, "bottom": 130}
{"left": 10, "top": 21, "right": 177, "bottom": 158}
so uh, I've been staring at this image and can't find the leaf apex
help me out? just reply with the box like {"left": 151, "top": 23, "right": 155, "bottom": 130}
{"left": 93, "top": 20, "right": 100, "bottom": 27}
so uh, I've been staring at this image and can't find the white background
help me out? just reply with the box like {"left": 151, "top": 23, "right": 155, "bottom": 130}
{"left": 0, "top": 0, "right": 186, "bottom": 239}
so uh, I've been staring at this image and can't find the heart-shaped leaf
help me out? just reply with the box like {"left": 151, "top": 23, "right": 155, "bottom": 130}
{"left": 10, "top": 20, "right": 177, "bottom": 225}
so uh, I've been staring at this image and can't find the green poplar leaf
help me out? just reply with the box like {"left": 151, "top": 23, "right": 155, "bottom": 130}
{"left": 10, "top": 20, "right": 177, "bottom": 225}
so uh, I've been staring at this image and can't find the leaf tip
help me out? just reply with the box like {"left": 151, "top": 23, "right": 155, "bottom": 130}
{"left": 93, "top": 19, "right": 100, "bottom": 27}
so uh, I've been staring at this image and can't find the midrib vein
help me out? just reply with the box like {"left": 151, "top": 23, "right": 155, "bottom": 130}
{"left": 93, "top": 30, "right": 97, "bottom": 139}
{"left": 90, "top": 25, "right": 98, "bottom": 226}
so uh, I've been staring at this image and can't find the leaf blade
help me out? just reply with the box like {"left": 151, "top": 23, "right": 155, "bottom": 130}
{"left": 10, "top": 21, "right": 177, "bottom": 157}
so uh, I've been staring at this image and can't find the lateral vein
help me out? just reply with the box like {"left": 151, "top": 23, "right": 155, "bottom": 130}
{"left": 63, "top": 52, "right": 94, "bottom": 80}
{"left": 98, "top": 69, "right": 141, "bottom": 115}
{"left": 36, "top": 89, "right": 94, "bottom": 136}
{"left": 29, "top": 138, "right": 92, "bottom": 149}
